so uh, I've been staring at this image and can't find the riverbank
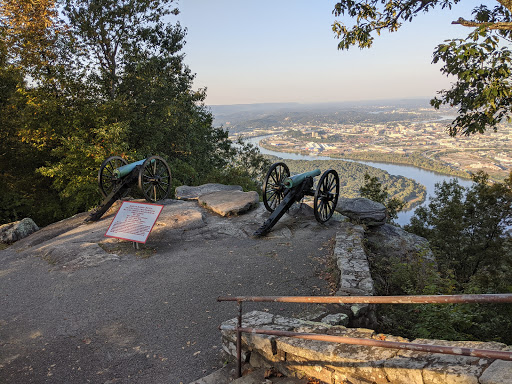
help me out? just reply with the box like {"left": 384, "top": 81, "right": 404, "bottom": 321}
{"left": 259, "top": 140, "right": 471, "bottom": 181}
{"left": 279, "top": 158, "right": 427, "bottom": 211}
{"left": 247, "top": 135, "right": 474, "bottom": 226}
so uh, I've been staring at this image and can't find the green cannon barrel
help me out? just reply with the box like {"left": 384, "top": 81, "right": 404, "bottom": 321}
{"left": 113, "top": 159, "right": 146, "bottom": 178}
{"left": 283, "top": 169, "right": 321, "bottom": 189}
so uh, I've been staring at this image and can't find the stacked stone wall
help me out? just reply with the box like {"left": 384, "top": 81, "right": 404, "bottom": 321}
{"left": 220, "top": 214, "right": 512, "bottom": 384}
{"left": 221, "top": 311, "right": 512, "bottom": 384}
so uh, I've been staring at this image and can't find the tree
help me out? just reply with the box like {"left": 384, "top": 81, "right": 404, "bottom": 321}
{"left": 62, "top": 0, "right": 179, "bottom": 99}
{"left": 10, "top": 0, "right": 230, "bottom": 216}
{"left": 0, "top": 0, "right": 267, "bottom": 226}
{"left": 406, "top": 171, "right": 512, "bottom": 288}
{"left": 0, "top": 33, "right": 71, "bottom": 225}
{"left": 359, "top": 173, "right": 405, "bottom": 221}
{"left": 371, "top": 171, "right": 512, "bottom": 343}
{"left": 0, "top": 0, "right": 63, "bottom": 70}
{"left": 332, "top": 1, "right": 512, "bottom": 136}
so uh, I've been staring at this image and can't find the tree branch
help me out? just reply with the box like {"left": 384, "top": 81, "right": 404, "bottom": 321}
{"left": 497, "top": 0, "right": 512, "bottom": 13}
{"left": 452, "top": 17, "right": 512, "bottom": 30}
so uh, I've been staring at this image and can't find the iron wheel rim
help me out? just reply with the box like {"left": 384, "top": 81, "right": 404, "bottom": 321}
{"left": 314, "top": 169, "right": 339, "bottom": 223}
{"left": 263, "top": 162, "right": 290, "bottom": 212}
{"left": 138, "top": 155, "right": 172, "bottom": 202}
{"left": 98, "top": 156, "right": 128, "bottom": 198}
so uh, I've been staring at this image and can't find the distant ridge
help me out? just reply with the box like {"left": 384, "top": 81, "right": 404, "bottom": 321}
{"left": 209, "top": 98, "right": 435, "bottom": 128}
{"left": 209, "top": 102, "right": 301, "bottom": 116}
{"left": 209, "top": 98, "right": 432, "bottom": 117}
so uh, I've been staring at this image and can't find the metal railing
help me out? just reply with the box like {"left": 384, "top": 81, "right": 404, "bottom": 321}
{"left": 217, "top": 294, "right": 512, "bottom": 378}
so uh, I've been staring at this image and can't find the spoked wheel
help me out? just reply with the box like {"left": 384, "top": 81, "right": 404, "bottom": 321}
{"left": 98, "top": 156, "right": 128, "bottom": 198}
{"left": 263, "top": 162, "right": 290, "bottom": 212}
{"left": 138, "top": 155, "right": 172, "bottom": 202}
{"left": 314, "top": 169, "right": 340, "bottom": 223}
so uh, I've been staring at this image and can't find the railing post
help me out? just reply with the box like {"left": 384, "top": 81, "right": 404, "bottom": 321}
{"left": 236, "top": 300, "right": 243, "bottom": 378}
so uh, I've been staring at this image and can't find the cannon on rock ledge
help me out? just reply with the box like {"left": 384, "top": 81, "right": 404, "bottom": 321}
{"left": 86, "top": 155, "right": 171, "bottom": 222}
{"left": 254, "top": 162, "right": 339, "bottom": 236}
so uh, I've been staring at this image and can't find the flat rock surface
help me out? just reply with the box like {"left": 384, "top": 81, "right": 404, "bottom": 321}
{"left": 175, "top": 183, "right": 243, "bottom": 200}
{"left": 0, "top": 200, "right": 341, "bottom": 384}
{"left": 336, "top": 197, "right": 386, "bottom": 226}
{"left": 198, "top": 190, "right": 259, "bottom": 217}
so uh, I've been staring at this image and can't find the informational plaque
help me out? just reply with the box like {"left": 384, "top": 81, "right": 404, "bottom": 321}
{"left": 105, "top": 201, "right": 164, "bottom": 243}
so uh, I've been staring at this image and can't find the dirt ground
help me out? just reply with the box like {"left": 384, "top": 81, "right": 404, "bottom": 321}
{"left": 0, "top": 201, "right": 341, "bottom": 384}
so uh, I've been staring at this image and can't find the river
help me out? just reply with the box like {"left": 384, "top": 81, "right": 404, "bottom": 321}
{"left": 246, "top": 135, "right": 473, "bottom": 226}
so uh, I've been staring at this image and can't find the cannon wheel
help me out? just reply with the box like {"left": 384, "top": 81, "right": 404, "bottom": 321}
{"left": 98, "top": 156, "right": 129, "bottom": 198}
{"left": 314, "top": 169, "right": 339, "bottom": 223}
{"left": 263, "top": 162, "right": 290, "bottom": 212}
{"left": 138, "top": 155, "right": 172, "bottom": 203}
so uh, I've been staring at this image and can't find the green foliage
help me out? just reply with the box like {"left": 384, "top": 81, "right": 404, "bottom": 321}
{"left": 368, "top": 246, "right": 447, "bottom": 297}
{"left": 407, "top": 171, "right": 512, "bottom": 286}
{"left": 201, "top": 138, "right": 271, "bottom": 193}
{"left": 432, "top": 29, "right": 512, "bottom": 135}
{"left": 359, "top": 173, "right": 388, "bottom": 203}
{"left": 0, "top": 39, "right": 67, "bottom": 225}
{"left": 0, "top": 0, "right": 267, "bottom": 226}
{"left": 373, "top": 171, "right": 512, "bottom": 343}
{"left": 227, "top": 138, "right": 272, "bottom": 181}
{"left": 359, "top": 173, "right": 405, "bottom": 221}
{"left": 0, "top": 0, "right": 62, "bottom": 70}
{"left": 332, "top": 1, "right": 512, "bottom": 135}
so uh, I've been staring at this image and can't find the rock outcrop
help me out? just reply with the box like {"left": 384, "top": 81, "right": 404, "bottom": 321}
{"left": 198, "top": 190, "right": 259, "bottom": 217}
{"left": 175, "top": 183, "right": 243, "bottom": 200}
{"left": 335, "top": 197, "right": 386, "bottom": 226}
{"left": 334, "top": 222, "right": 374, "bottom": 298}
{"left": 0, "top": 218, "right": 39, "bottom": 244}
{"left": 365, "top": 223, "right": 435, "bottom": 263}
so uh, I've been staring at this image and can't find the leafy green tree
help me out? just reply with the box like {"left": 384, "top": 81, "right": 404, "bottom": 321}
{"left": 372, "top": 171, "right": 512, "bottom": 343}
{"left": 406, "top": 171, "right": 512, "bottom": 288}
{"left": 0, "top": 0, "right": 62, "bottom": 70}
{"left": 359, "top": 173, "right": 405, "bottom": 221}
{"left": 0, "top": 0, "right": 267, "bottom": 226}
{"left": 47, "top": 0, "right": 234, "bottom": 191}
{"left": 62, "top": 0, "right": 179, "bottom": 99}
{"left": 204, "top": 137, "right": 272, "bottom": 192}
{"left": 332, "top": 1, "right": 512, "bottom": 135}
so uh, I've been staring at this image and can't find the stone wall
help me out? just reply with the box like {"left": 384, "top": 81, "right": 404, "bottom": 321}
{"left": 219, "top": 217, "right": 512, "bottom": 383}
{"left": 333, "top": 222, "right": 377, "bottom": 329}
{"left": 221, "top": 311, "right": 512, "bottom": 384}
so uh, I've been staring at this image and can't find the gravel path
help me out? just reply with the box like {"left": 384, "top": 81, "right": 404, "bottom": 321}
{"left": 0, "top": 202, "right": 340, "bottom": 384}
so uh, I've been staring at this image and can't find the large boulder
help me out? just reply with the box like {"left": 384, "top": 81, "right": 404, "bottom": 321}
{"left": 198, "top": 190, "right": 259, "bottom": 217}
{"left": 335, "top": 197, "right": 386, "bottom": 226}
{"left": 175, "top": 183, "right": 243, "bottom": 200}
{"left": 365, "top": 223, "right": 434, "bottom": 263}
{"left": 0, "top": 218, "right": 39, "bottom": 244}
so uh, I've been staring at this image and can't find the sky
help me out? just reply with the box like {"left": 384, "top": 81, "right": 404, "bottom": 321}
{"left": 176, "top": 0, "right": 484, "bottom": 106}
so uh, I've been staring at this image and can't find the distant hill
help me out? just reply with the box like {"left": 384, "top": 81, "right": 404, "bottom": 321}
{"left": 209, "top": 98, "right": 433, "bottom": 121}
{"left": 208, "top": 98, "right": 440, "bottom": 133}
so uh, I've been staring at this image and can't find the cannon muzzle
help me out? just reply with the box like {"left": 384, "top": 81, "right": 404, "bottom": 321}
{"left": 283, "top": 169, "right": 321, "bottom": 189}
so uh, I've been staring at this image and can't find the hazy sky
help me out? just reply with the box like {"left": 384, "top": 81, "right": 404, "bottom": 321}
{"left": 177, "top": 0, "right": 484, "bottom": 106}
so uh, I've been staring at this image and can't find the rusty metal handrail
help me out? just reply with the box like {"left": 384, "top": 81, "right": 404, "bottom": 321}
{"left": 217, "top": 294, "right": 512, "bottom": 378}
{"left": 217, "top": 293, "right": 512, "bottom": 304}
